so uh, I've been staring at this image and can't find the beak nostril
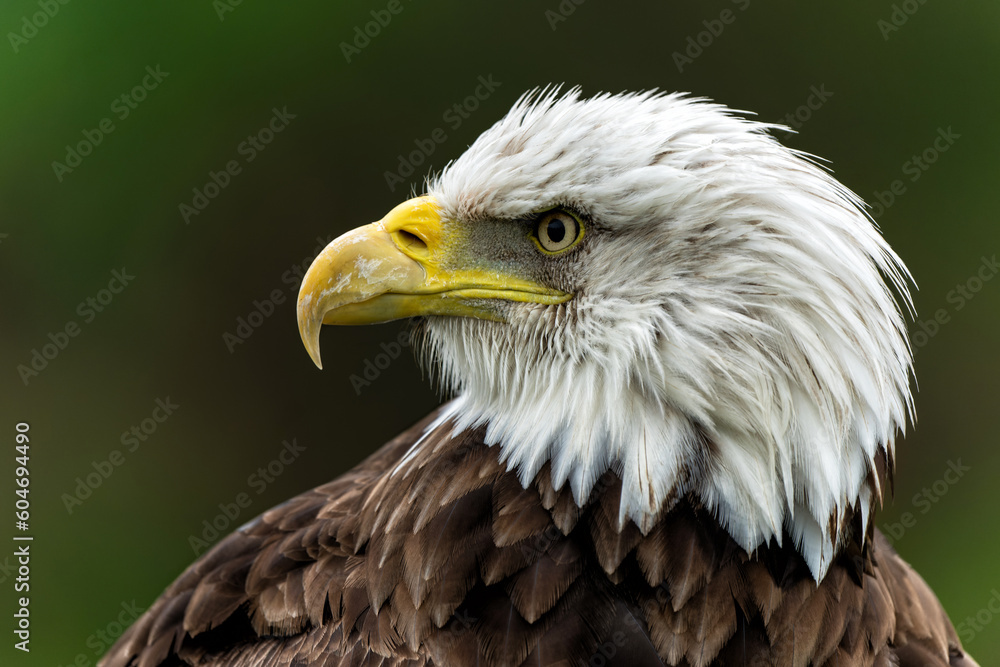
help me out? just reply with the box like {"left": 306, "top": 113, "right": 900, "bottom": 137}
{"left": 395, "top": 229, "right": 428, "bottom": 254}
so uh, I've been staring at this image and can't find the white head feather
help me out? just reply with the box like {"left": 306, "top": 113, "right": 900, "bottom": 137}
{"left": 419, "top": 89, "right": 913, "bottom": 580}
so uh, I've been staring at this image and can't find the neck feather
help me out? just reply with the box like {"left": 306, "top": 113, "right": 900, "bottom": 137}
{"left": 419, "top": 317, "right": 901, "bottom": 581}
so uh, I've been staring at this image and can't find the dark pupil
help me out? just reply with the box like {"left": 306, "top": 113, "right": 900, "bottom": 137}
{"left": 547, "top": 218, "right": 566, "bottom": 243}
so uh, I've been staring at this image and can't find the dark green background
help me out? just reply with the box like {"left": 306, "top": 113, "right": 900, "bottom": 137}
{"left": 1, "top": 0, "right": 998, "bottom": 664}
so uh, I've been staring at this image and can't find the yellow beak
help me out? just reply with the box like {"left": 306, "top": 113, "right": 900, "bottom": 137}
{"left": 296, "top": 196, "right": 569, "bottom": 369}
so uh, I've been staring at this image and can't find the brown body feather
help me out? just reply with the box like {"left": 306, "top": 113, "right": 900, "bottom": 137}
{"left": 101, "top": 408, "right": 976, "bottom": 667}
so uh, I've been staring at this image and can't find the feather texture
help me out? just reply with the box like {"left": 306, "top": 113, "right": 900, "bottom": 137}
{"left": 101, "top": 410, "right": 973, "bottom": 666}
{"left": 421, "top": 89, "right": 915, "bottom": 580}
{"left": 101, "top": 90, "right": 976, "bottom": 666}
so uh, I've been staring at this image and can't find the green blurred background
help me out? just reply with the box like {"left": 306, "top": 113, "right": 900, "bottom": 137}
{"left": 1, "top": 0, "right": 998, "bottom": 663}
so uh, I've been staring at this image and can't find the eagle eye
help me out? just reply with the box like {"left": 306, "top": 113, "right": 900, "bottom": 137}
{"left": 533, "top": 209, "right": 582, "bottom": 254}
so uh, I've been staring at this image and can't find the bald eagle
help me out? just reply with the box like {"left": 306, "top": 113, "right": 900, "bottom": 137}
{"left": 103, "top": 90, "right": 978, "bottom": 667}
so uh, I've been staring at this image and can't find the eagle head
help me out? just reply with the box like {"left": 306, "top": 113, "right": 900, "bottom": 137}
{"left": 297, "top": 89, "right": 913, "bottom": 579}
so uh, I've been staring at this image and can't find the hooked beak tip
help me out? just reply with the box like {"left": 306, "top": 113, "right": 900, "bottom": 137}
{"left": 297, "top": 297, "right": 325, "bottom": 370}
